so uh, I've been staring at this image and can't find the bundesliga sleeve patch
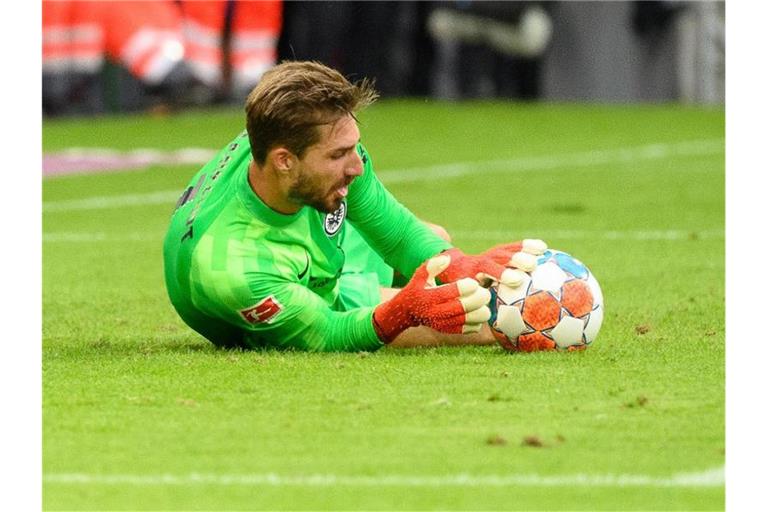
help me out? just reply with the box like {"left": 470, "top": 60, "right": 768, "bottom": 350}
{"left": 239, "top": 296, "right": 283, "bottom": 325}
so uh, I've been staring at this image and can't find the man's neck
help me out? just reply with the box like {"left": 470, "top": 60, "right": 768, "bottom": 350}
{"left": 247, "top": 160, "right": 301, "bottom": 215}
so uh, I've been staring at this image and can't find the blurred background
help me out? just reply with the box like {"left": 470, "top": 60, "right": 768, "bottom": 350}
{"left": 42, "top": 0, "right": 724, "bottom": 117}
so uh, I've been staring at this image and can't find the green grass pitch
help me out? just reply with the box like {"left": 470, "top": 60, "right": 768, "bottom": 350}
{"left": 42, "top": 101, "right": 724, "bottom": 510}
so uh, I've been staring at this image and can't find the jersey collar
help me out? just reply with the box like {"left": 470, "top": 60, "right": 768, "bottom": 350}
{"left": 237, "top": 164, "right": 305, "bottom": 227}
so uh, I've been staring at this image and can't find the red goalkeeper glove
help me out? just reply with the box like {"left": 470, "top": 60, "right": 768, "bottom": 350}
{"left": 437, "top": 239, "right": 548, "bottom": 287}
{"left": 372, "top": 254, "right": 491, "bottom": 343}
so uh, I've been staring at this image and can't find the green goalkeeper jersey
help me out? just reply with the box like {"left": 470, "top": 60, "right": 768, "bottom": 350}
{"left": 163, "top": 131, "right": 451, "bottom": 352}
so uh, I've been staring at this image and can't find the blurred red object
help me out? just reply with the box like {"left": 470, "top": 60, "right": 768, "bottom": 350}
{"left": 43, "top": 1, "right": 185, "bottom": 85}
{"left": 180, "top": 1, "right": 282, "bottom": 95}
{"left": 42, "top": 0, "right": 282, "bottom": 94}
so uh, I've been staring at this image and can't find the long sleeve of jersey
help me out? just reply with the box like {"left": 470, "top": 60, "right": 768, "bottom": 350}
{"left": 236, "top": 275, "right": 383, "bottom": 352}
{"left": 347, "top": 144, "right": 452, "bottom": 279}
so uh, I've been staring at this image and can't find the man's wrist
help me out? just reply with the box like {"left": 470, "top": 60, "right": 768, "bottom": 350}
{"left": 372, "top": 304, "right": 408, "bottom": 344}
{"left": 371, "top": 312, "right": 393, "bottom": 344}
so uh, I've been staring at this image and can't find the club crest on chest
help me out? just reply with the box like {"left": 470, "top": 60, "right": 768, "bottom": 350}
{"left": 324, "top": 202, "right": 346, "bottom": 237}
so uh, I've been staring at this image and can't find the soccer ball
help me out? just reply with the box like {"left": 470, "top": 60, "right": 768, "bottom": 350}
{"left": 489, "top": 249, "right": 604, "bottom": 352}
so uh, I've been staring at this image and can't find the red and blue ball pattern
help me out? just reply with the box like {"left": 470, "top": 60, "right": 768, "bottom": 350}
{"left": 489, "top": 250, "right": 604, "bottom": 352}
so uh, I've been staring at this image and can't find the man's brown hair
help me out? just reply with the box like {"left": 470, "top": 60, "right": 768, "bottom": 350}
{"left": 245, "top": 61, "right": 379, "bottom": 165}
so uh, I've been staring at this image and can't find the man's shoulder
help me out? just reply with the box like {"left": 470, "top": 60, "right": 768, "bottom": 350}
{"left": 356, "top": 142, "right": 372, "bottom": 167}
{"left": 193, "top": 218, "right": 310, "bottom": 283}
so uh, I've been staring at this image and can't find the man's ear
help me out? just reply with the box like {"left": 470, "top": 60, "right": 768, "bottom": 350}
{"left": 268, "top": 147, "right": 296, "bottom": 175}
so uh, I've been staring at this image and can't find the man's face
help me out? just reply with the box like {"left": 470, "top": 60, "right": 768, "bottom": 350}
{"left": 287, "top": 115, "right": 363, "bottom": 214}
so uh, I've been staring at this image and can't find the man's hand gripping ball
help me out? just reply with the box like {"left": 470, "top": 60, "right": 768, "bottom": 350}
{"left": 372, "top": 255, "right": 491, "bottom": 343}
{"left": 438, "top": 239, "right": 548, "bottom": 288}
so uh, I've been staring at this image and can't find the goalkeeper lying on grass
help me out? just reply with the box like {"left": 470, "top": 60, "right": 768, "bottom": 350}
{"left": 163, "top": 60, "right": 546, "bottom": 351}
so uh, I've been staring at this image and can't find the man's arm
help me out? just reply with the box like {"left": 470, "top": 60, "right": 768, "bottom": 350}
{"left": 225, "top": 255, "right": 490, "bottom": 352}
{"left": 346, "top": 144, "right": 546, "bottom": 286}
{"left": 346, "top": 144, "right": 452, "bottom": 279}
{"left": 233, "top": 273, "right": 384, "bottom": 352}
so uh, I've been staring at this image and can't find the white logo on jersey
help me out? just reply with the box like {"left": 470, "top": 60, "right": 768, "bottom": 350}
{"left": 324, "top": 202, "right": 346, "bottom": 237}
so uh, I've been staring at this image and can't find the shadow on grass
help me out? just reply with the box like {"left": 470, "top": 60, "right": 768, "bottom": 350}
{"left": 44, "top": 335, "right": 215, "bottom": 359}
{"left": 44, "top": 333, "right": 510, "bottom": 361}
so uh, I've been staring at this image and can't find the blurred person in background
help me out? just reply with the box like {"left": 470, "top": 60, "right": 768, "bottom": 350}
{"left": 277, "top": 1, "right": 418, "bottom": 96}
{"left": 43, "top": 0, "right": 190, "bottom": 115}
{"left": 179, "top": 0, "right": 282, "bottom": 104}
{"left": 426, "top": 1, "right": 554, "bottom": 99}
{"left": 276, "top": 1, "right": 554, "bottom": 100}
{"left": 42, "top": 0, "right": 282, "bottom": 115}
{"left": 540, "top": 1, "right": 722, "bottom": 103}
{"left": 43, "top": 1, "right": 722, "bottom": 115}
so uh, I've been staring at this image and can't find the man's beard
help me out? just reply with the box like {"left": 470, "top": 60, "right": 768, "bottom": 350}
{"left": 287, "top": 171, "right": 343, "bottom": 214}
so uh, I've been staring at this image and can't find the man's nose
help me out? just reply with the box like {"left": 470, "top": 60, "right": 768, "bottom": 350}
{"left": 347, "top": 152, "right": 363, "bottom": 177}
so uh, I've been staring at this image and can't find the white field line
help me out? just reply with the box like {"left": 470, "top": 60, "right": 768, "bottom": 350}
{"left": 378, "top": 138, "right": 723, "bottom": 184}
{"left": 47, "top": 147, "right": 218, "bottom": 166}
{"left": 42, "top": 229, "right": 723, "bottom": 243}
{"left": 43, "top": 232, "right": 161, "bottom": 242}
{"left": 450, "top": 228, "right": 725, "bottom": 241}
{"left": 42, "top": 139, "right": 723, "bottom": 213}
{"left": 43, "top": 190, "right": 181, "bottom": 213}
{"left": 43, "top": 466, "right": 724, "bottom": 488}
